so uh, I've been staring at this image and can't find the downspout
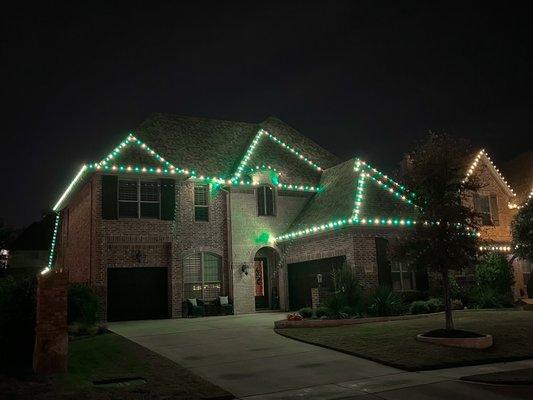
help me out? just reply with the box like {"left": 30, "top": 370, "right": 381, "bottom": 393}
{"left": 89, "top": 176, "right": 93, "bottom": 286}
{"left": 221, "top": 187, "right": 233, "bottom": 300}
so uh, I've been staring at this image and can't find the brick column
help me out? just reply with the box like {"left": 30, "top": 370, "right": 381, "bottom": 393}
{"left": 33, "top": 269, "right": 68, "bottom": 375}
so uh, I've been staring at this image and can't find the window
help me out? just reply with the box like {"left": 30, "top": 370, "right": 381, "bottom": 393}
{"left": 474, "top": 193, "right": 499, "bottom": 226}
{"left": 391, "top": 262, "right": 416, "bottom": 291}
{"left": 118, "top": 179, "right": 160, "bottom": 218}
{"left": 183, "top": 252, "right": 221, "bottom": 300}
{"left": 257, "top": 185, "right": 275, "bottom": 216}
{"left": 194, "top": 184, "right": 209, "bottom": 221}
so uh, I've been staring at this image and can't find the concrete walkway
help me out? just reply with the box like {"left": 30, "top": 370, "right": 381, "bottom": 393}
{"left": 109, "top": 312, "right": 533, "bottom": 399}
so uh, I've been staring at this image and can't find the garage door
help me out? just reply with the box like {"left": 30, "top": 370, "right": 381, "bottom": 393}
{"left": 107, "top": 267, "right": 168, "bottom": 321}
{"left": 287, "top": 256, "right": 345, "bottom": 311}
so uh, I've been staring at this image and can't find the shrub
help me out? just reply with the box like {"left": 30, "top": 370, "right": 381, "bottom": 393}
{"left": 475, "top": 253, "right": 514, "bottom": 297}
{"left": 400, "top": 290, "right": 427, "bottom": 304}
{"left": 409, "top": 300, "right": 430, "bottom": 315}
{"left": 367, "top": 286, "right": 402, "bottom": 316}
{"left": 469, "top": 253, "right": 515, "bottom": 308}
{"left": 331, "top": 263, "right": 362, "bottom": 308}
{"left": 469, "top": 286, "right": 514, "bottom": 309}
{"left": 0, "top": 275, "right": 37, "bottom": 372}
{"left": 316, "top": 306, "right": 328, "bottom": 318}
{"left": 324, "top": 293, "right": 347, "bottom": 318}
{"left": 68, "top": 284, "right": 98, "bottom": 326}
{"left": 426, "top": 297, "right": 444, "bottom": 313}
{"left": 298, "top": 307, "right": 313, "bottom": 318}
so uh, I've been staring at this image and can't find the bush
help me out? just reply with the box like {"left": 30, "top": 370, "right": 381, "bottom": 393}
{"left": 298, "top": 307, "right": 313, "bottom": 318}
{"left": 469, "top": 253, "right": 515, "bottom": 308}
{"left": 0, "top": 275, "right": 37, "bottom": 372}
{"left": 316, "top": 306, "right": 328, "bottom": 318}
{"left": 426, "top": 297, "right": 444, "bottom": 313}
{"left": 331, "top": 263, "right": 362, "bottom": 308}
{"left": 68, "top": 284, "right": 98, "bottom": 326}
{"left": 409, "top": 300, "right": 430, "bottom": 315}
{"left": 400, "top": 290, "right": 428, "bottom": 304}
{"left": 469, "top": 286, "right": 514, "bottom": 309}
{"left": 368, "top": 286, "right": 402, "bottom": 316}
{"left": 324, "top": 293, "right": 347, "bottom": 318}
{"left": 475, "top": 253, "right": 514, "bottom": 296}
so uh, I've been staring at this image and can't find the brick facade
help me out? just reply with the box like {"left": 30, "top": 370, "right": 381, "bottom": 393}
{"left": 54, "top": 149, "right": 524, "bottom": 321}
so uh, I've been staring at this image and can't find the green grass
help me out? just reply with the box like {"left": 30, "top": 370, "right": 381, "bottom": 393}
{"left": 276, "top": 310, "right": 533, "bottom": 371}
{"left": 1, "top": 332, "right": 232, "bottom": 399}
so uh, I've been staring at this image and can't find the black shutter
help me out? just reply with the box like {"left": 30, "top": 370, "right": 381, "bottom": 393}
{"left": 257, "top": 187, "right": 265, "bottom": 216}
{"left": 265, "top": 186, "right": 274, "bottom": 215}
{"left": 415, "top": 269, "right": 429, "bottom": 291}
{"left": 160, "top": 179, "right": 175, "bottom": 220}
{"left": 489, "top": 195, "right": 499, "bottom": 226}
{"left": 375, "top": 238, "right": 392, "bottom": 287}
{"left": 102, "top": 175, "right": 118, "bottom": 219}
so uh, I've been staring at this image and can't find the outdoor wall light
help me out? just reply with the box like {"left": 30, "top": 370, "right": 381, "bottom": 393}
{"left": 241, "top": 264, "right": 250, "bottom": 276}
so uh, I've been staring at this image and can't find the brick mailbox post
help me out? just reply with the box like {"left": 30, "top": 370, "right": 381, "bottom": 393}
{"left": 33, "top": 269, "right": 68, "bottom": 374}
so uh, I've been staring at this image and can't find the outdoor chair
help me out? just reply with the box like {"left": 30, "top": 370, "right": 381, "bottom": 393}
{"left": 183, "top": 298, "right": 205, "bottom": 317}
{"left": 216, "top": 296, "right": 234, "bottom": 315}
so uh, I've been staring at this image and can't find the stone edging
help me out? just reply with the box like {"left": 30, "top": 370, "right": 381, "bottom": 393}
{"left": 274, "top": 312, "right": 441, "bottom": 329}
{"left": 416, "top": 333, "right": 493, "bottom": 349}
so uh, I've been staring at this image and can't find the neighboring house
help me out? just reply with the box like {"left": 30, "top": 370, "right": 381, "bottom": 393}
{"left": 8, "top": 213, "right": 55, "bottom": 270}
{"left": 503, "top": 150, "right": 533, "bottom": 297}
{"left": 461, "top": 149, "right": 532, "bottom": 298}
{"left": 48, "top": 114, "right": 425, "bottom": 321}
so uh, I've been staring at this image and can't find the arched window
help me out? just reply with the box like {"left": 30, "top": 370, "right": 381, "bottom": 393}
{"left": 183, "top": 252, "right": 222, "bottom": 300}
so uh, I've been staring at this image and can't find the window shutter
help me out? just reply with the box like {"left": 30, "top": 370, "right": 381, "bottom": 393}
{"left": 265, "top": 186, "right": 274, "bottom": 215}
{"left": 102, "top": 175, "right": 118, "bottom": 219}
{"left": 415, "top": 269, "right": 429, "bottom": 291}
{"left": 375, "top": 238, "right": 392, "bottom": 287}
{"left": 160, "top": 179, "right": 175, "bottom": 220}
{"left": 257, "top": 187, "right": 265, "bottom": 215}
{"left": 489, "top": 195, "right": 499, "bottom": 226}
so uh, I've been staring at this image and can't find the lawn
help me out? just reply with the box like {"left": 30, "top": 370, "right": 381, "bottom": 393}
{"left": 0, "top": 332, "right": 233, "bottom": 400}
{"left": 276, "top": 310, "right": 533, "bottom": 371}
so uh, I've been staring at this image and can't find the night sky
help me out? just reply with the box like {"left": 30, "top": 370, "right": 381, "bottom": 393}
{"left": 2, "top": 2, "right": 532, "bottom": 226}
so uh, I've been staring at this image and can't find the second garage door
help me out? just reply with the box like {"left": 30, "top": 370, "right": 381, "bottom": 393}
{"left": 287, "top": 256, "right": 345, "bottom": 310}
{"left": 107, "top": 267, "right": 168, "bottom": 322}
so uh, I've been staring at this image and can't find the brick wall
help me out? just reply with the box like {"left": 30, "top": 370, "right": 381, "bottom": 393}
{"left": 33, "top": 269, "right": 68, "bottom": 374}
{"left": 467, "top": 159, "right": 517, "bottom": 243}
{"left": 56, "top": 173, "right": 230, "bottom": 320}
{"left": 230, "top": 186, "right": 310, "bottom": 313}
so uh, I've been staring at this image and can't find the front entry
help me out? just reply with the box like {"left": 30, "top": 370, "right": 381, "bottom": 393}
{"left": 254, "top": 257, "right": 269, "bottom": 309}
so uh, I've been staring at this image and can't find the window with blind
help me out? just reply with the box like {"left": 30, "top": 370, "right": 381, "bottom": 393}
{"left": 257, "top": 185, "right": 275, "bottom": 216}
{"left": 118, "top": 179, "right": 160, "bottom": 218}
{"left": 194, "top": 184, "right": 209, "bottom": 221}
{"left": 391, "top": 262, "right": 416, "bottom": 291}
{"left": 183, "top": 252, "right": 222, "bottom": 300}
{"left": 474, "top": 193, "right": 499, "bottom": 226}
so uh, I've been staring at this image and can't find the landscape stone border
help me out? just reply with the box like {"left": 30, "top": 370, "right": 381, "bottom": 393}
{"left": 274, "top": 312, "right": 440, "bottom": 329}
{"left": 416, "top": 333, "right": 493, "bottom": 349}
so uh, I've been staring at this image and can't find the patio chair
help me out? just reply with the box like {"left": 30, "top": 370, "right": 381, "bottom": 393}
{"left": 183, "top": 298, "right": 205, "bottom": 317}
{"left": 216, "top": 296, "right": 234, "bottom": 315}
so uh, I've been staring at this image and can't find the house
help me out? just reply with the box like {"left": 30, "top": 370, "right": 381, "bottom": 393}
{"left": 46, "top": 113, "right": 522, "bottom": 321}
{"left": 6, "top": 213, "right": 55, "bottom": 271}
{"left": 503, "top": 150, "right": 533, "bottom": 297}
{"left": 47, "top": 114, "right": 425, "bottom": 320}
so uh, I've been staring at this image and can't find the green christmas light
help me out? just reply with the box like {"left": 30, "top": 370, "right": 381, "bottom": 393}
{"left": 43, "top": 213, "right": 60, "bottom": 274}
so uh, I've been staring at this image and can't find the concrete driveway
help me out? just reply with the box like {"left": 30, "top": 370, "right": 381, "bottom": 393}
{"left": 109, "top": 313, "right": 533, "bottom": 399}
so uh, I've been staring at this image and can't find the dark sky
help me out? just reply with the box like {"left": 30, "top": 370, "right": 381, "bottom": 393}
{"left": 2, "top": 2, "right": 532, "bottom": 226}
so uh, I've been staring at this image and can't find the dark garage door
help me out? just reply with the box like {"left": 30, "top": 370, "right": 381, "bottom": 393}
{"left": 107, "top": 267, "right": 168, "bottom": 321}
{"left": 287, "top": 256, "right": 345, "bottom": 311}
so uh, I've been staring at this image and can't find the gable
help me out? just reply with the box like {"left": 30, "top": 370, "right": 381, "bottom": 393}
{"left": 464, "top": 150, "right": 515, "bottom": 198}
{"left": 276, "top": 158, "right": 419, "bottom": 241}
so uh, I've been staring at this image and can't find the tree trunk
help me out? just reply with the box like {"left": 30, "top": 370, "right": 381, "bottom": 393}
{"left": 441, "top": 267, "right": 454, "bottom": 330}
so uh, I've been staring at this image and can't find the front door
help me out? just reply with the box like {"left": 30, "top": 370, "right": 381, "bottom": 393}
{"left": 254, "top": 257, "right": 269, "bottom": 309}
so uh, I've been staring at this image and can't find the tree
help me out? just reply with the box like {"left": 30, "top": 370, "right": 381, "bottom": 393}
{"left": 511, "top": 199, "right": 533, "bottom": 263}
{"left": 395, "top": 133, "right": 480, "bottom": 330}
